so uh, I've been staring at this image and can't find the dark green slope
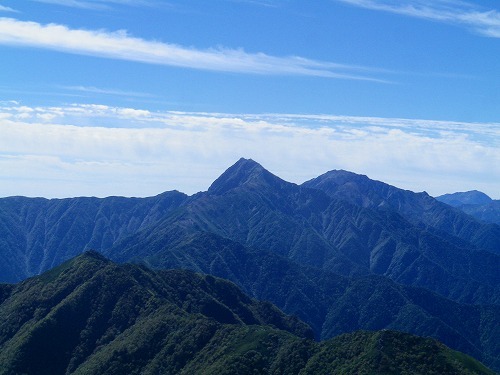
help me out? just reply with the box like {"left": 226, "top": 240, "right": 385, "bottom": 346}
{"left": 109, "top": 230, "right": 344, "bottom": 336}
{"left": 303, "top": 330, "right": 496, "bottom": 375}
{"left": 0, "top": 253, "right": 494, "bottom": 375}
{"left": 0, "top": 191, "right": 187, "bottom": 282}
{"left": 0, "top": 252, "right": 311, "bottom": 375}
{"left": 303, "top": 170, "right": 500, "bottom": 255}
{"left": 107, "top": 230, "right": 500, "bottom": 370}
{"left": 321, "top": 275, "right": 500, "bottom": 371}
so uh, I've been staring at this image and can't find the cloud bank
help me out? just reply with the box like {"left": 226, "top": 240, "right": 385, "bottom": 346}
{"left": 0, "top": 17, "right": 386, "bottom": 80}
{"left": 0, "top": 103, "right": 498, "bottom": 198}
{"left": 336, "top": 0, "right": 500, "bottom": 38}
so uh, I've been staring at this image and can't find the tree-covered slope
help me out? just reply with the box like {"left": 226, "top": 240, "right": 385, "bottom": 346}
{"left": 0, "top": 252, "right": 494, "bottom": 375}
{"left": 107, "top": 230, "right": 500, "bottom": 370}
{"left": 0, "top": 191, "right": 187, "bottom": 282}
{"left": 0, "top": 251, "right": 311, "bottom": 375}
{"left": 303, "top": 330, "right": 496, "bottom": 375}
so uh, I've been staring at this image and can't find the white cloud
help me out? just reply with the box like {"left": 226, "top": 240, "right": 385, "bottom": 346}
{"left": 0, "top": 17, "right": 388, "bottom": 81}
{"left": 0, "top": 103, "right": 498, "bottom": 198}
{"left": 336, "top": 0, "right": 500, "bottom": 38}
{"left": 36, "top": 113, "right": 58, "bottom": 121}
{"left": 116, "top": 108, "right": 151, "bottom": 118}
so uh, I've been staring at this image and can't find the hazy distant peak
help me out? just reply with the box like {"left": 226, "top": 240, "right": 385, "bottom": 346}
{"left": 437, "top": 190, "right": 493, "bottom": 207}
{"left": 306, "top": 169, "right": 371, "bottom": 186}
{"left": 302, "top": 169, "right": 393, "bottom": 203}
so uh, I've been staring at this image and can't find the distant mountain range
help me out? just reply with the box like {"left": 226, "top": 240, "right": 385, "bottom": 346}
{"left": 436, "top": 191, "right": 500, "bottom": 225}
{"left": 0, "top": 252, "right": 494, "bottom": 375}
{"left": 0, "top": 158, "right": 498, "bottom": 371}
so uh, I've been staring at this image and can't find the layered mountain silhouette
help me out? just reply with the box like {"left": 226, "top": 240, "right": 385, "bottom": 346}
{"left": 437, "top": 191, "right": 500, "bottom": 226}
{"left": 0, "top": 252, "right": 494, "bottom": 375}
{"left": 0, "top": 158, "right": 499, "bottom": 370}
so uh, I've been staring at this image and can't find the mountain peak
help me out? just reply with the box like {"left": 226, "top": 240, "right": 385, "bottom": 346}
{"left": 302, "top": 169, "right": 383, "bottom": 200}
{"left": 232, "top": 157, "right": 262, "bottom": 171}
{"left": 307, "top": 169, "right": 370, "bottom": 185}
{"left": 436, "top": 190, "right": 493, "bottom": 207}
{"left": 208, "top": 158, "right": 290, "bottom": 194}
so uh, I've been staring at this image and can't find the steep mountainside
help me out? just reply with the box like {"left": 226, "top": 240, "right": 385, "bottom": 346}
{"left": 108, "top": 230, "right": 500, "bottom": 370}
{"left": 437, "top": 191, "right": 500, "bottom": 226}
{"left": 1, "top": 159, "right": 497, "bottom": 303}
{"left": 302, "top": 330, "right": 495, "bottom": 375}
{"left": 0, "top": 191, "right": 187, "bottom": 282}
{"left": 0, "top": 253, "right": 494, "bottom": 375}
{"left": 0, "top": 252, "right": 310, "bottom": 374}
{"left": 303, "top": 170, "right": 500, "bottom": 255}
{"left": 110, "top": 159, "right": 499, "bottom": 305}
{"left": 459, "top": 201, "right": 500, "bottom": 226}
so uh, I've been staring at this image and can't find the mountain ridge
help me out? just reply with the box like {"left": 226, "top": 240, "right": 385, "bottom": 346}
{"left": 110, "top": 159, "right": 500, "bottom": 305}
{"left": 437, "top": 191, "right": 493, "bottom": 206}
{"left": 303, "top": 169, "right": 500, "bottom": 255}
{"left": 208, "top": 157, "right": 292, "bottom": 195}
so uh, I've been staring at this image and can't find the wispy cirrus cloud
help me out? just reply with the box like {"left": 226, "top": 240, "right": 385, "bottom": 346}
{"left": 0, "top": 102, "right": 498, "bottom": 198}
{"left": 0, "top": 4, "right": 17, "bottom": 12}
{"left": 336, "top": 0, "right": 500, "bottom": 38}
{"left": 227, "top": 0, "right": 280, "bottom": 8}
{"left": 29, "top": 0, "right": 158, "bottom": 10}
{"left": 0, "top": 17, "right": 388, "bottom": 81}
{"left": 61, "top": 85, "right": 155, "bottom": 98}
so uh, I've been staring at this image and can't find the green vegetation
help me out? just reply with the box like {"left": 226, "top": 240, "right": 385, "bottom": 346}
{"left": 0, "top": 253, "right": 494, "bottom": 375}
{"left": 303, "top": 330, "right": 496, "bottom": 375}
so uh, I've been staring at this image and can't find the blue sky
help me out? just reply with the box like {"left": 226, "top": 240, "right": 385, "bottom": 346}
{"left": 0, "top": 0, "right": 499, "bottom": 198}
